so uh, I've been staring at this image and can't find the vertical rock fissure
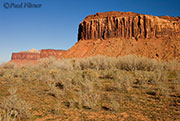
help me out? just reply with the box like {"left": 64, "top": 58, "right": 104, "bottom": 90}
{"left": 132, "top": 17, "right": 135, "bottom": 38}
{"left": 138, "top": 16, "right": 141, "bottom": 39}
{"left": 77, "top": 12, "right": 180, "bottom": 41}
{"left": 144, "top": 16, "right": 147, "bottom": 38}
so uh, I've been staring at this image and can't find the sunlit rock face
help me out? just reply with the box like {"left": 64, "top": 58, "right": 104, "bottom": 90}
{"left": 11, "top": 52, "right": 40, "bottom": 60}
{"left": 10, "top": 49, "right": 66, "bottom": 64}
{"left": 63, "top": 11, "right": 180, "bottom": 61}
{"left": 78, "top": 11, "right": 180, "bottom": 41}
{"left": 10, "top": 49, "right": 40, "bottom": 64}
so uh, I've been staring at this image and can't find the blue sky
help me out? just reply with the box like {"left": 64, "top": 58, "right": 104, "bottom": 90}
{"left": 0, "top": 0, "right": 180, "bottom": 63}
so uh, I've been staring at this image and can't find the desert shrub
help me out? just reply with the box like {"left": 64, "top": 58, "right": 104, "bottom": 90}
{"left": 70, "top": 59, "right": 81, "bottom": 70}
{"left": 55, "top": 59, "right": 73, "bottom": 70}
{"left": 78, "top": 55, "right": 116, "bottom": 70}
{"left": 35, "top": 55, "right": 177, "bottom": 71}
{"left": 151, "top": 70, "right": 168, "bottom": 82}
{"left": 0, "top": 87, "right": 31, "bottom": 121}
{"left": 133, "top": 70, "right": 171, "bottom": 98}
{"left": 37, "top": 57, "right": 74, "bottom": 70}
{"left": 151, "top": 72, "right": 171, "bottom": 98}
{"left": 116, "top": 55, "right": 176, "bottom": 71}
{"left": 177, "top": 72, "right": 180, "bottom": 82}
{"left": 0, "top": 63, "right": 17, "bottom": 69}
{"left": 0, "top": 54, "right": 179, "bottom": 121}
{"left": 75, "top": 88, "right": 100, "bottom": 109}
{"left": 45, "top": 70, "right": 101, "bottom": 110}
{"left": 133, "top": 70, "right": 168, "bottom": 85}
{"left": 166, "top": 59, "right": 179, "bottom": 70}
{"left": 113, "top": 72, "right": 134, "bottom": 92}
{"left": 1, "top": 55, "right": 178, "bottom": 72}
{"left": 0, "top": 69, "right": 18, "bottom": 82}
{"left": 11, "top": 55, "right": 177, "bottom": 72}
{"left": 37, "top": 57, "right": 57, "bottom": 68}
{"left": 0, "top": 67, "right": 37, "bottom": 82}
{"left": 100, "top": 93, "right": 121, "bottom": 111}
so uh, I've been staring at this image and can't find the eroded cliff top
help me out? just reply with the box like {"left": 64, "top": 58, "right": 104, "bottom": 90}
{"left": 84, "top": 11, "right": 141, "bottom": 20}
{"left": 84, "top": 11, "right": 180, "bottom": 22}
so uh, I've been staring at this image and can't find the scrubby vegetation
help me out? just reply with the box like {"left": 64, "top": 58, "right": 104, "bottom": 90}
{"left": 37, "top": 55, "right": 178, "bottom": 71}
{"left": 0, "top": 55, "right": 180, "bottom": 120}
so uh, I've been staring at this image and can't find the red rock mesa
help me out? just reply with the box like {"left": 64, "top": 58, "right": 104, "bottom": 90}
{"left": 63, "top": 11, "right": 180, "bottom": 61}
{"left": 11, "top": 49, "right": 40, "bottom": 63}
{"left": 11, "top": 49, "right": 65, "bottom": 63}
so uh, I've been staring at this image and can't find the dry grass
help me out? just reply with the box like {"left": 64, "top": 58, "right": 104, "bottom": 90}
{"left": 0, "top": 87, "right": 31, "bottom": 121}
{"left": 25, "top": 55, "right": 178, "bottom": 71}
{"left": 0, "top": 55, "right": 179, "bottom": 120}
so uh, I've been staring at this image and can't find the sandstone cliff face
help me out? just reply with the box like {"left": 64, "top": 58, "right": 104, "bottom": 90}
{"left": 11, "top": 49, "right": 66, "bottom": 63}
{"left": 11, "top": 49, "right": 40, "bottom": 63}
{"left": 11, "top": 52, "right": 40, "bottom": 64}
{"left": 78, "top": 12, "right": 180, "bottom": 40}
{"left": 11, "top": 53, "right": 40, "bottom": 60}
{"left": 40, "top": 49, "right": 65, "bottom": 58}
{"left": 64, "top": 11, "right": 180, "bottom": 61}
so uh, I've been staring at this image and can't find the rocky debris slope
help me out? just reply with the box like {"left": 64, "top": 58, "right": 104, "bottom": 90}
{"left": 63, "top": 11, "right": 180, "bottom": 61}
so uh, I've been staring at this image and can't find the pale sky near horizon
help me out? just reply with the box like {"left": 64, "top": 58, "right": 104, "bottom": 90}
{"left": 0, "top": 0, "right": 180, "bottom": 64}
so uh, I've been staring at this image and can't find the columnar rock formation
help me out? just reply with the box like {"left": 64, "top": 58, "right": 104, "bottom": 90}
{"left": 40, "top": 49, "right": 65, "bottom": 58}
{"left": 63, "top": 11, "right": 180, "bottom": 61}
{"left": 78, "top": 12, "right": 180, "bottom": 40}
